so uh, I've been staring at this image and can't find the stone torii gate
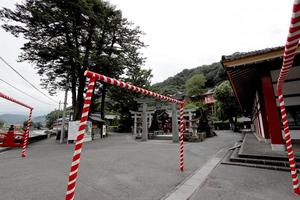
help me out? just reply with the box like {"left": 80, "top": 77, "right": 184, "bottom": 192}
{"left": 130, "top": 99, "right": 179, "bottom": 142}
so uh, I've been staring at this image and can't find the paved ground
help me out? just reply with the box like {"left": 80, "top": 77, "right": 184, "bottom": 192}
{"left": 0, "top": 130, "right": 240, "bottom": 200}
{"left": 241, "top": 133, "right": 300, "bottom": 158}
{"left": 190, "top": 164, "right": 299, "bottom": 200}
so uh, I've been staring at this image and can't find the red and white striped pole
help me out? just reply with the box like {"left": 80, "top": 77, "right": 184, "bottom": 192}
{"left": 179, "top": 102, "right": 185, "bottom": 172}
{"left": 277, "top": 0, "right": 300, "bottom": 195}
{"left": 65, "top": 77, "right": 96, "bottom": 200}
{"left": 21, "top": 108, "right": 33, "bottom": 158}
{"left": 65, "top": 71, "right": 186, "bottom": 199}
{"left": 84, "top": 70, "right": 185, "bottom": 172}
{"left": 0, "top": 91, "right": 33, "bottom": 157}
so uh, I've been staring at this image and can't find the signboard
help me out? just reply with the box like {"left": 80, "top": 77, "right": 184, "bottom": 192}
{"left": 103, "top": 125, "right": 106, "bottom": 136}
{"left": 68, "top": 121, "right": 92, "bottom": 142}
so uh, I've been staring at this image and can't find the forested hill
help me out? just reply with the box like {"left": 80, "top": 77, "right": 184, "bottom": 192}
{"left": 152, "top": 62, "right": 227, "bottom": 95}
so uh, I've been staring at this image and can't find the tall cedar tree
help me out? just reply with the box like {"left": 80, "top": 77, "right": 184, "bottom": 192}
{"left": 0, "top": 0, "right": 147, "bottom": 119}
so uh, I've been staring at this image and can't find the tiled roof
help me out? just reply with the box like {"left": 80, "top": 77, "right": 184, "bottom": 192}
{"left": 221, "top": 46, "right": 284, "bottom": 62}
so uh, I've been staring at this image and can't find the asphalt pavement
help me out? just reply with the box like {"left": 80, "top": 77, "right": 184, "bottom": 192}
{"left": 190, "top": 161, "right": 299, "bottom": 200}
{"left": 0, "top": 130, "right": 241, "bottom": 200}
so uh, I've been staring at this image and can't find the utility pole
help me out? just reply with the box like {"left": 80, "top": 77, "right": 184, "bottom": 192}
{"left": 60, "top": 86, "right": 68, "bottom": 144}
{"left": 57, "top": 101, "right": 61, "bottom": 131}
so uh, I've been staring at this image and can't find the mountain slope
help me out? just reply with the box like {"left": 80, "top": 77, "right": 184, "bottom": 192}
{"left": 0, "top": 114, "right": 27, "bottom": 124}
{"left": 0, "top": 114, "right": 46, "bottom": 124}
{"left": 152, "top": 62, "right": 226, "bottom": 95}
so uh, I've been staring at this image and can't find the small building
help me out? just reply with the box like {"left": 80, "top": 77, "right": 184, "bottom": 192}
{"left": 190, "top": 89, "right": 217, "bottom": 114}
{"left": 222, "top": 46, "right": 300, "bottom": 151}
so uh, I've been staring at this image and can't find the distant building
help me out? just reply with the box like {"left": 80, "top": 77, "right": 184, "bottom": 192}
{"left": 222, "top": 46, "right": 300, "bottom": 151}
{"left": 190, "top": 89, "right": 217, "bottom": 114}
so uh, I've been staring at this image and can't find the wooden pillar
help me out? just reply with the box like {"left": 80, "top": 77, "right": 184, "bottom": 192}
{"left": 260, "top": 72, "right": 284, "bottom": 151}
{"left": 172, "top": 103, "right": 179, "bottom": 143}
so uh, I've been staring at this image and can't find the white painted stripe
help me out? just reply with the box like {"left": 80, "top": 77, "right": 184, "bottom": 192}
{"left": 68, "top": 177, "right": 77, "bottom": 186}
{"left": 292, "top": 10, "right": 300, "bottom": 19}
{"left": 290, "top": 20, "right": 300, "bottom": 28}
{"left": 291, "top": 163, "right": 296, "bottom": 168}
{"left": 282, "top": 113, "right": 287, "bottom": 119}
{"left": 82, "top": 112, "right": 88, "bottom": 117}
{"left": 75, "top": 137, "right": 84, "bottom": 145}
{"left": 284, "top": 56, "right": 295, "bottom": 63}
{"left": 71, "top": 158, "right": 80, "bottom": 167}
{"left": 86, "top": 89, "right": 93, "bottom": 94}
{"left": 292, "top": 170, "right": 298, "bottom": 175}
{"left": 66, "top": 186, "right": 76, "bottom": 195}
{"left": 69, "top": 168, "right": 78, "bottom": 177}
{"left": 293, "top": 177, "right": 298, "bottom": 182}
{"left": 288, "top": 29, "right": 300, "bottom": 38}
{"left": 286, "top": 39, "right": 299, "bottom": 46}
{"left": 74, "top": 149, "right": 82, "bottom": 156}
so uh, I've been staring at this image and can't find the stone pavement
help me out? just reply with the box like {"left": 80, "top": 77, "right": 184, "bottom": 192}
{"left": 190, "top": 164, "right": 299, "bottom": 200}
{"left": 240, "top": 133, "right": 300, "bottom": 158}
{"left": 0, "top": 130, "right": 241, "bottom": 200}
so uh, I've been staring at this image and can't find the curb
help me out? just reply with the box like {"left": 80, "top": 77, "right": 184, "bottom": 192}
{"left": 0, "top": 147, "right": 12, "bottom": 153}
{"left": 161, "top": 147, "right": 227, "bottom": 200}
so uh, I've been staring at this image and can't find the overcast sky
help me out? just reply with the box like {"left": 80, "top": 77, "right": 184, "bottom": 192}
{"left": 0, "top": 0, "right": 294, "bottom": 116}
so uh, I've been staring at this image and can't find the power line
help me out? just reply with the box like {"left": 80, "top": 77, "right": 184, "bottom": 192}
{"left": 0, "top": 56, "right": 59, "bottom": 104}
{"left": 0, "top": 78, "right": 57, "bottom": 106}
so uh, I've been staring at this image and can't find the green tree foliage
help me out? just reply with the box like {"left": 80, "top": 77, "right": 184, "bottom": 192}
{"left": 214, "top": 80, "right": 241, "bottom": 131}
{"left": 153, "top": 62, "right": 226, "bottom": 95}
{"left": 107, "top": 67, "right": 152, "bottom": 132}
{"left": 0, "top": 120, "right": 4, "bottom": 129}
{"left": 34, "top": 122, "right": 43, "bottom": 130}
{"left": 185, "top": 74, "right": 206, "bottom": 96}
{"left": 45, "top": 109, "right": 63, "bottom": 129}
{"left": 0, "top": 0, "right": 146, "bottom": 119}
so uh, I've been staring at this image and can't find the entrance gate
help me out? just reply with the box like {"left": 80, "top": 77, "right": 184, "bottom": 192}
{"left": 65, "top": 70, "right": 185, "bottom": 200}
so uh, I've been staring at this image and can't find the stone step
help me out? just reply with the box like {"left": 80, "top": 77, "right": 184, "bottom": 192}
{"left": 221, "top": 148, "right": 299, "bottom": 172}
{"left": 152, "top": 135, "right": 173, "bottom": 140}
{"left": 231, "top": 148, "right": 299, "bottom": 168}
{"left": 237, "top": 147, "right": 300, "bottom": 162}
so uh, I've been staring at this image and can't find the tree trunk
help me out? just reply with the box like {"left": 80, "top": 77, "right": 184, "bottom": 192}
{"left": 71, "top": 69, "right": 77, "bottom": 120}
{"left": 75, "top": 70, "right": 86, "bottom": 120}
{"left": 100, "top": 83, "right": 107, "bottom": 119}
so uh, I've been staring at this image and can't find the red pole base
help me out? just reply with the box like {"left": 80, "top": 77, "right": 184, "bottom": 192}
{"left": 294, "top": 187, "right": 300, "bottom": 196}
{"left": 21, "top": 152, "right": 26, "bottom": 158}
{"left": 180, "top": 166, "right": 184, "bottom": 172}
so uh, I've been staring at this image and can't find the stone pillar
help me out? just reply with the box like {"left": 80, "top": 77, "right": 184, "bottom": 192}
{"left": 133, "top": 114, "right": 137, "bottom": 135}
{"left": 141, "top": 102, "right": 148, "bottom": 141}
{"left": 172, "top": 103, "right": 179, "bottom": 143}
{"left": 188, "top": 111, "right": 193, "bottom": 132}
